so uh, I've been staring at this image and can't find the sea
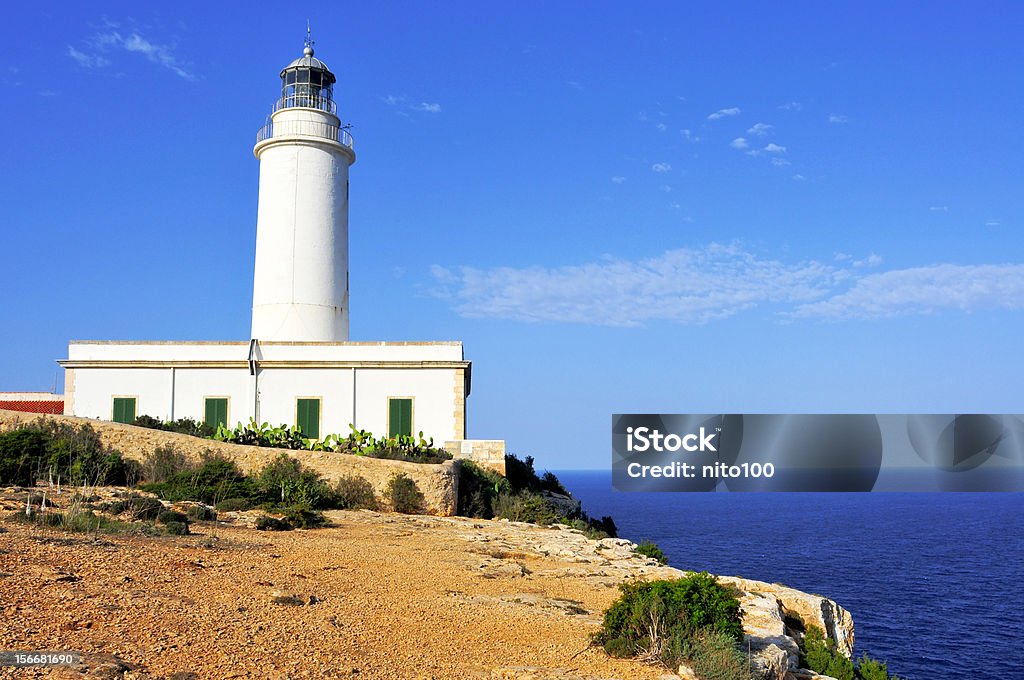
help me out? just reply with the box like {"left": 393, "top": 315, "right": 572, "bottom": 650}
{"left": 554, "top": 470, "right": 1024, "bottom": 680}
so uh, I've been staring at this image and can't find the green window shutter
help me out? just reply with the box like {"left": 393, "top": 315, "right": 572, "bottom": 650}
{"left": 205, "top": 398, "right": 228, "bottom": 428}
{"left": 388, "top": 398, "right": 412, "bottom": 438}
{"left": 113, "top": 398, "right": 136, "bottom": 424}
{"left": 297, "top": 399, "right": 320, "bottom": 439}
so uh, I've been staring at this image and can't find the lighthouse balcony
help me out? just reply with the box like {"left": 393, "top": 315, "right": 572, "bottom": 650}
{"left": 256, "top": 118, "right": 354, "bottom": 149}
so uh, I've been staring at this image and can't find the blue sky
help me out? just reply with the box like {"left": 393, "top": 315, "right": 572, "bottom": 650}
{"left": 1, "top": 2, "right": 1021, "bottom": 468}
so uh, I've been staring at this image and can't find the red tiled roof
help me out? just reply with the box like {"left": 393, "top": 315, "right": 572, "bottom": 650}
{"left": 0, "top": 400, "right": 64, "bottom": 414}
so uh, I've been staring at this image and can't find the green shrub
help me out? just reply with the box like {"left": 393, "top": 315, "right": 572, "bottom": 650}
{"left": 457, "top": 460, "right": 511, "bottom": 518}
{"left": 635, "top": 539, "right": 668, "bottom": 564}
{"left": 856, "top": 654, "right": 904, "bottom": 680}
{"left": 254, "top": 454, "right": 333, "bottom": 508}
{"left": 0, "top": 422, "right": 137, "bottom": 487}
{"left": 493, "top": 491, "right": 559, "bottom": 525}
{"left": 185, "top": 505, "right": 216, "bottom": 521}
{"left": 157, "top": 509, "right": 188, "bottom": 525}
{"left": 803, "top": 626, "right": 854, "bottom": 680}
{"left": 126, "top": 495, "right": 164, "bottom": 520}
{"left": 141, "top": 457, "right": 254, "bottom": 505}
{"left": 141, "top": 445, "right": 195, "bottom": 483}
{"left": 594, "top": 573, "right": 744, "bottom": 670}
{"left": 164, "top": 521, "right": 190, "bottom": 536}
{"left": 387, "top": 473, "right": 424, "bottom": 514}
{"left": 686, "top": 630, "right": 750, "bottom": 680}
{"left": 281, "top": 504, "right": 326, "bottom": 528}
{"left": 255, "top": 515, "right": 292, "bottom": 531}
{"left": 215, "top": 497, "right": 253, "bottom": 512}
{"left": 504, "top": 454, "right": 566, "bottom": 495}
{"left": 334, "top": 475, "right": 377, "bottom": 510}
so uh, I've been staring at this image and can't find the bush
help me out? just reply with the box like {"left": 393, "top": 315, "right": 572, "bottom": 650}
{"left": 185, "top": 505, "right": 216, "bottom": 521}
{"left": 387, "top": 473, "right": 424, "bottom": 514}
{"left": 504, "top": 454, "right": 566, "bottom": 495}
{"left": 157, "top": 509, "right": 188, "bottom": 525}
{"left": 254, "top": 454, "right": 333, "bottom": 508}
{"left": 0, "top": 422, "right": 137, "bottom": 487}
{"left": 140, "top": 457, "right": 254, "bottom": 505}
{"left": 457, "top": 460, "right": 511, "bottom": 518}
{"left": 334, "top": 475, "right": 377, "bottom": 510}
{"left": 133, "top": 416, "right": 215, "bottom": 439}
{"left": 141, "top": 445, "right": 195, "bottom": 483}
{"left": 164, "top": 521, "right": 190, "bottom": 535}
{"left": 125, "top": 495, "right": 165, "bottom": 520}
{"left": 635, "top": 539, "right": 668, "bottom": 564}
{"left": 685, "top": 630, "right": 750, "bottom": 680}
{"left": 594, "top": 573, "right": 744, "bottom": 670}
{"left": 493, "top": 491, "right": 559, "bottom": 525}
{"left": 281, "top": 504, "right": 326, "bottom": 528}
{"left": 215, "top": 497, "right": 253, "bottom": 512}
{"left": 255, "top": 515, "right": 292, "bottom": 531}
{"left": 802, "top": 626, "right": 854, "bottom": 680}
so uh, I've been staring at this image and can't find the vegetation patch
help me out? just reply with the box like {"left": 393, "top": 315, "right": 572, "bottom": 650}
{"left": 801, "top": 625, "right": 904, "bottom": 680}
{"left": 594, "top": 572, "right": 744, "bottom": 674}
{"left": 387, "top": 473, "right": 425, "bottom": 514}
{"left": 333, "top": 475, "right": 377, "bottom": 510}
{"left": 634, "top": 539, "right": 668, "bottom": 564}
{"left": 0, "top": 421, "right": 138, "bottom": 487}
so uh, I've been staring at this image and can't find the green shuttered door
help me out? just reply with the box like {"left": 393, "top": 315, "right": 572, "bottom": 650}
{"left": 112, "top": 397, "right": 136, "bottom": 424}
{"left": 388, "top": 398, "right": 412, "bottom": 438}
{"left": 204, "top": 398, "right": 228, "bottom": 428}
{"left": 296, "top": 399, "right": 320, "bottom": 439}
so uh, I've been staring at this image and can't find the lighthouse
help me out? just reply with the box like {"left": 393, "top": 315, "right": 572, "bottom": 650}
{"left": 251, "top": 36, "right": 355, "bottom": 342}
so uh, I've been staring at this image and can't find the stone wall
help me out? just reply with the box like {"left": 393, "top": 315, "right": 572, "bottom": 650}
{"left": 444, "top": 439, "right": 506, "bottom": 475}
{"left": 0, "top": 409, "right": 459, "bottom": 516}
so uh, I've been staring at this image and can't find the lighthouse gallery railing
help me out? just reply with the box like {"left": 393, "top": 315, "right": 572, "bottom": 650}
{"left": 255, "top": 119, "right": 354, "bottom": 148}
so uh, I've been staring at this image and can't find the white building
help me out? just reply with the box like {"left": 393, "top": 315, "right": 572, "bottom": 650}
{"left": 58, "top": 37, "right": 494, "bottom": 455}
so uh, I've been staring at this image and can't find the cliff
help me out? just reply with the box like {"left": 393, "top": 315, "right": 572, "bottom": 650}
{"left": 0, "top": 498, "right": 851, "bottom": 680}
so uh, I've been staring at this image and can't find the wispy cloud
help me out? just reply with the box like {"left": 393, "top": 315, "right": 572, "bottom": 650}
{"left": 707, "top": 107, "right": 741, "bottom": 120}
{"left": 67, "top": 25, "right": 195, "bottom": 79}
{"left": 929, "top": 206, "right": 949, "bottom": 213}
{"left": 433, "top": 246, "right": 1024, "bottom": 326}
{"left": 383, "top": 94, "right": 405, "bottom": 105}
{"left": 771, "top": 157, "right": 791, "bottom": 167}
{"left": 747, "top": 123, "right": 773, "bottom": 136}
{"left": 985, "top": 218, "right": 1002, "bottom": 227}
{"left": 747, "top": 143, "right": 787, "bottom": 157}
{"left": 793, "top": 174, "right": 806, "bottom": 181}
{"left": 415, "top": 102, "right": 442, "bottom": 113}
{"left": 655, "top": 122, "right": 667, "bottom": 132}
{"left": 778, "top": 101, "right": 802, "bottom": 112}
{"left": 431, "top": 243, "right": 839, "bottom": 327}
{"left": 67, "top": 45, "right": 110, "bottom": 69}
{"left": 792, "top": 264, "right": 1024, "bottom": 319}
{"left": 730, "top": 137, "right": 749, "bottom": 150}
{"left": 828, "top": 114, "right": 848, "bottom": 124}
{"left": 680, "top": 129, "right": 701, "bottom": 142}
{"left": 651, "top": 162, "right": 672, "bottom": 173}
{"left": 611, "top": 176, "right": 626, "bottom": 184}
{"left": 660, "top": 185, "right": 672, "bottom": 193}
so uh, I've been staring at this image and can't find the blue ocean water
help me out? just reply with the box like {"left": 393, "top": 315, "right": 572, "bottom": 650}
{"left": 554, "top": 470, "right": 1024, "bottom": 680}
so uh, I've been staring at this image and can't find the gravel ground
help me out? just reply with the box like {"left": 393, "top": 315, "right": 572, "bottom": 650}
{"left": 0, "top": 504, "right": 678, "bottom": 680}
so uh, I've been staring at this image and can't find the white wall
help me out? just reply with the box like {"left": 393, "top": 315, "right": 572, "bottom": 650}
{"left": 66, "top": 351, "right": 463, "bottom": 443}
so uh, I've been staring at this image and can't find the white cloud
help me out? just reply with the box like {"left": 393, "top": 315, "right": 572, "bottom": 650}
{"left": 707, "top": 107, "right": 741, "bottom": 120}
{"left": 611, "top": 176, "right": 626, "bottom": 184}
{"left": 730, "top": 137, "right": 749, "bottom": 150}
{"left": 747, "top": 123, "right": 773, "bottom": 136}
{"left": 383, "top": 94, "right": 404, "bottom": 105}
{"left": 669, "top": 202, "right": 681, "bottom": 210}
{"left": 793, "top": 174, "right": 806, "bottom": 181}
{"left": 68, "top": 27, "right": 195, "bottom": 79}
{"left": 415, "top": 102, "right": 442, "bottom": 113}
{"left": 763, "top": 143, "right": 786, "bottom": 153}
{"left": 828, "top": 114, "right": 848, "bottom": 124}
{"left": 778, "top": 101, "right": 802, "bottom": 111}
{"left": 660, "top": 185, "right": 672, "bottom": 193}
{"left": 431, "top": 243, "right": 839, "bottom": 327}
{"left": 651, "top": 162, "right": 672, "bottom": 173}
{"left": 67, "top": 45, "right": 110, "bottom": 68}
{"left": 793, "top": 264, "right": 1024, "bottom": 319}
{"left": 656, "top": 122, "right": 667, "bottom": 132}
{"left": 929, "top": 206, "right": 949, "bottom": 213}
{"left": 852, "top": 253, "right": 883, "bottom": 268}
{"left": 985, "top": 218, "right": 1002, "bottom": 227}
{"left": 680, "top": 128, "right": 700, "bottom": 142}
{"left": 771, "top": 157, "right": 791, "bottom": 167}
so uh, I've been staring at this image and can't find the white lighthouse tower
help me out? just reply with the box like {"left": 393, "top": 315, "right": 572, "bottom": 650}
{"left": 251, "top": 35, "right": 355, "bottom": 342}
